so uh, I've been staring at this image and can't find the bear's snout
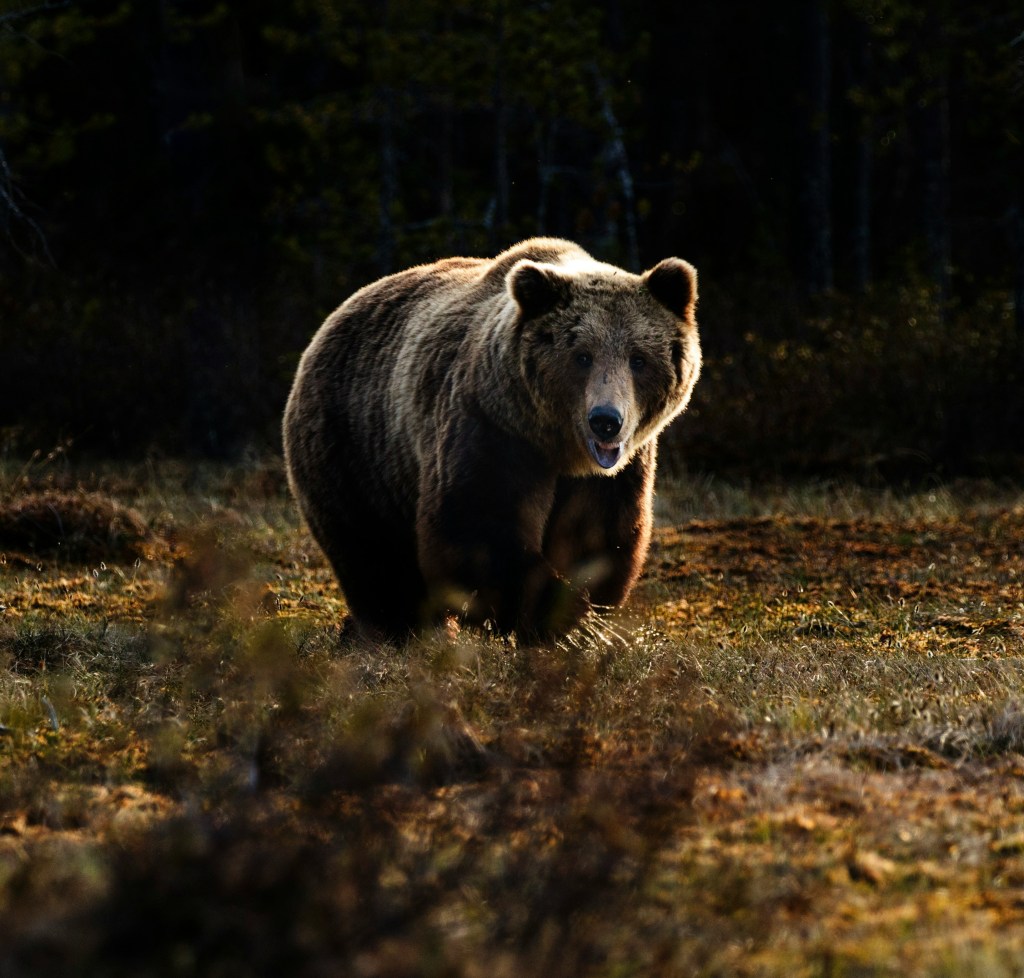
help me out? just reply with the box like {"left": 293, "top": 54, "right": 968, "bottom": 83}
{"left": 588, "top": 406, "right": 623, "bottom": 441}
{"left": 586, "top": 405, "right": 626, "bottom": 470}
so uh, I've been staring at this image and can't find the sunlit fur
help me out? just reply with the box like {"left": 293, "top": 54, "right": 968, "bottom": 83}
{"left": 283, "top": 238, "right": 701, "bottom": 641}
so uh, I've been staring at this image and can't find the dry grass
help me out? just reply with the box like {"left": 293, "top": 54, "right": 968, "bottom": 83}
{"left": 1, "top": 458, "right": 1023, "bottom": 976}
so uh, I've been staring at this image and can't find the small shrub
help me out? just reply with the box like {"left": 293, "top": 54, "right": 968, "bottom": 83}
{"left": 0, "top": 490, "right": 166, "bottom": 562}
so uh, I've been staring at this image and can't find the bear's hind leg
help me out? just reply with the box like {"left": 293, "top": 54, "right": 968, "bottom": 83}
{"left": 313, "top": 518, "right": 427, "bottom": 642}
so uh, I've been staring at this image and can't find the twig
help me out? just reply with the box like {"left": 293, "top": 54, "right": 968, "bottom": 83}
{"left": 0, "top": 3, "right": 68, "bottom": 263}
{"left": 41, "top": 695, "right": 60, "bottom": 732}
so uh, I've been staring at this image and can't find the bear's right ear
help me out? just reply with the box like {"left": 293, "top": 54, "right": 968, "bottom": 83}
{"left": 643, "top": 258, "right": 698, "bottom": 321}
{"left": 508, "top": 260, "right": 570, "bottom": 322}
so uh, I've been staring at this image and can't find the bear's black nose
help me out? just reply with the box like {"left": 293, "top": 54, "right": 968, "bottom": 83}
{"left": 588, "top": 406, "right": 623, "bottom": 441}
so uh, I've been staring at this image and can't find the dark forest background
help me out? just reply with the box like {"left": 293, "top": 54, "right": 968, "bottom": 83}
{"left": 1, "top": 0, "right": 1022, "bottom": 478}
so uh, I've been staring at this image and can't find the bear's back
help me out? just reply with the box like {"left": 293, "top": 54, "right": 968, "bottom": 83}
{"left": 482, "top": 237, "right": 591, "bottom": 284}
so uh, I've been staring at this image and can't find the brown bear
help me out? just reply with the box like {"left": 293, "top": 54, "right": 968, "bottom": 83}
{"left": 283, "top": 237, "right": 701, "bottom": 642}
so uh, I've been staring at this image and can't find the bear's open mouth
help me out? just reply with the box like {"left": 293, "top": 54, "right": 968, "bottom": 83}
{"left": 588, "top": 439, "right": 624, "bottom": 470}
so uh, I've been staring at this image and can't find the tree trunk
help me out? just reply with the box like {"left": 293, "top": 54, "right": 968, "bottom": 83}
{"left": 799, "top": 0, "right": 833, "bottom": 295}
{"left": 377, "top": 85, "right": 398, "bottom": 275}
{"left": 594, "top": 69, "right": 640, "bottom": 271}
{"left": 1012, "top": 202, "right": 1024, "bottom": 338}
{"left": 156, "top": 0, "right": 231, "bottom": 455}
{"left": 492, "top": 0, "right": 509, "bottom": 246}
{"left": 437, "top": 96, "right": 456, "bottom": 250}
{"left": 921, "top": 87, "right": 952, "bottom": 311}
{"left": 852, "top": 20, "right": 872, "bottom": 293}
{"left": 537, "top": 121, "right": 556, "bottom": 235}
{"left": 919, "top": 12, "right": 952, "bottom": 312}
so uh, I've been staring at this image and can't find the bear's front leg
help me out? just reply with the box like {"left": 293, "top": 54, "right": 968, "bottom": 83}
{"left": 415, "top": 415, "right": 588, "bottom": 640}
{"left": 543, "top": 441, "right": 656, "bottom": 607}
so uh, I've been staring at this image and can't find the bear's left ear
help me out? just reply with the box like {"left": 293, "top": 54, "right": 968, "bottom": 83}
{"left": 642, "top": 258, "right": 698, "bottom": 320}
{"left": 508, "top": 260, "right": 571, "bottom": 322}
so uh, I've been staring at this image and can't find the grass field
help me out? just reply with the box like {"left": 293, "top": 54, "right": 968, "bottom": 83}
{"left": 1, "top": 459, "right": 1023, "bottom": 976}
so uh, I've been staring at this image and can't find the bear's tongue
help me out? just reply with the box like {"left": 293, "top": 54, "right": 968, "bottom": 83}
{"left": 589, "top": 439, "right": 624, "bottom": 470}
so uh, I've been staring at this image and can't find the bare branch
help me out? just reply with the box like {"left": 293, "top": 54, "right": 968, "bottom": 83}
{"left": 0, "top": 142, "right": 53, "bottom": 263}
{"left": 0, "top": 2, "right": 67, "bottom": 263}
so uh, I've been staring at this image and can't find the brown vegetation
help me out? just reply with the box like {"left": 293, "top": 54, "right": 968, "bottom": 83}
{"left": 0, "top": 490, "right": 167, "bottom": 564}
{"left": 1, "top": 463, "right": 1023, "bottom": 976}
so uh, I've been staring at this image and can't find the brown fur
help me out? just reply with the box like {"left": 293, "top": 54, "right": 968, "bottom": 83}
{"left": 283, "top": 238, "right": 701, "bottom": 641}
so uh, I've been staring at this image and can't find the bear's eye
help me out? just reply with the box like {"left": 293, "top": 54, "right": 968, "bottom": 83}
{"left": 575, "top": 352, "right": 593, "bottom": 368}
{"left": 630, "top": 353, "right": 646, "bottom": 371}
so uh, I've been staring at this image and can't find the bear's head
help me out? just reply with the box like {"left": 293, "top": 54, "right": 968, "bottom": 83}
{"left": 508, "top": 255, "right": 701, "bottom": 476}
